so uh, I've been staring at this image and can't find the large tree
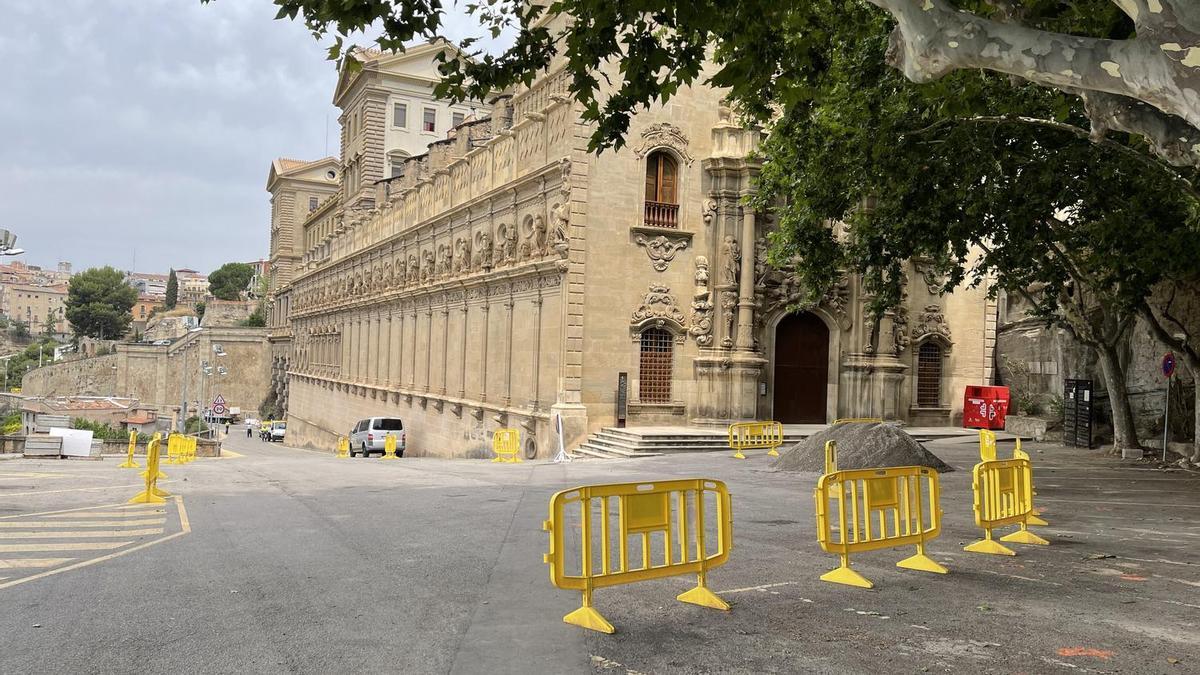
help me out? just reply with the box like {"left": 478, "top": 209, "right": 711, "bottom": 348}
{"left": 220, "top": 0, "right": 1200, "bottom": 166}
{"left": 165, "top": 269, "right": 179, "bottom": 309}
{"left": 741, "top": 8, "right": 1200, "bottom": 455}
{"left": 65, "top": 266, "right": 137, "bottom": 339}
{"left": 208, "top": 262, "right": 255, "bottom": 301}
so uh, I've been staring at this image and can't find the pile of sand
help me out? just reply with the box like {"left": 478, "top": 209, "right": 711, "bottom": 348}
{"left": 770, "top": 422, "right": 953, "bottom": 473}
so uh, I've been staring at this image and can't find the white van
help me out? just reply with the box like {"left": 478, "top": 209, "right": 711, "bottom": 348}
{"left": 349, "top": 417, "right": 405, "bottom": 457}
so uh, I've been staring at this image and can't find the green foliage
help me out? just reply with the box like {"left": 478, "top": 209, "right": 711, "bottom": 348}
{"left": 195, "top": 301, "right": 206, "bottom": 319}
{"left": 217, "top": 0, "right": 1139, "bottom": 152}
{"left": 1047, "top": 394, "right": 1065, "bottom": 421}
{"left": 241, "top": 307, "right": 266, "bottom": 328}
{"left": 8, "top": 320, "right": 30, "bottom": 343}
{"left": 0, "top": 410, "right": 21, "bottom": 435}
{"left": 66, "top": 266, "right": 136, "bottom": 339}
{"left": 184, "top": 415, "right": 209, "bottom": 434}
{"left": 208, "top": 262, "right": 255, "bottom": 301}
{"left": 71, "top": 417, "right": 126, "bottom": 441}
{"left": 4, "top": 338, "right": 60, "bottom": 384}
{"left": 165, "top": 269, "right": 179, "bottom": 309}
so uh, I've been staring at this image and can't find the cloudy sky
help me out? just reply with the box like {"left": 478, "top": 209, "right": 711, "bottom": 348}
{"left": 0, "top": 1, "right": 501, "bottom": 277}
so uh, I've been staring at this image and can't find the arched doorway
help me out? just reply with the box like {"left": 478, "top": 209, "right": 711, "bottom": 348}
{"left": 773, "top": 312, "right": 830, "bottom": 423}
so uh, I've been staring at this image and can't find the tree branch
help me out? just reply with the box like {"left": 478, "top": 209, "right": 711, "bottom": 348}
{"left": 1081, "top": 91, "right": 1200, "bottom": 167}
{"left": 867, "top": 0, "right": 1200, "bottom": 152}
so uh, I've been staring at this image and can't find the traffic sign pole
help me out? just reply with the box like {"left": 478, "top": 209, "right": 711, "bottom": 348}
{"left": 1162, "top": 353, "right": 1176, "bottom": 462}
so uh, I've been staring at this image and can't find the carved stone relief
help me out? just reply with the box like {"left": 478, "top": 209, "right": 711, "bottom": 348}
{"left": 634, "top": 234, "right": 689, "bottom": 272}
{"left": 630, "top": 284, "right": 688, "bottom": 337}
{"left": 688, "top": 257, "right": 714, "bottom": 347}
{"left": 632, "top": 122, "right": 695, "bottom": 165}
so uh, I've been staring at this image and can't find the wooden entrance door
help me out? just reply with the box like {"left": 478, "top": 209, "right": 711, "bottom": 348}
{"left": 773, "top": 312, "right": 830, "bottom": 423}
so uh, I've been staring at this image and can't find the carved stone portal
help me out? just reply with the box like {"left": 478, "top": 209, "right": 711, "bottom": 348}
{"left": 634, "top": 233, "right": 689, "bottom": 272}
{"left": 632, "top": 122, "right": 695, "bottom": 165}
{"left": 912, "top": 304, "right": 953, "bottom": 348}
{"left": 689, "top": 257, "right": 714, "bottom": 347}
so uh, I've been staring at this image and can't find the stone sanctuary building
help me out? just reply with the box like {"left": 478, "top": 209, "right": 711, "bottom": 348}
{"left": 264, "top": 38, "right": 997, "bottom": 458}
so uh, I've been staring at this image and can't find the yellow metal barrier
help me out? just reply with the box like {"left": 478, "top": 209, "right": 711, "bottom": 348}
{"left": 165, "top": 434, "right": 183, "bottom": 465}
{"left": 814, "top": 441, "right": 947, "bottom": 588}
{"left": 964, "top": 437, "right": 1049, "bottom": 555}
{"left": 728, "top": 421, "right": 784, "bottom": 459}
{"left": 833, "top": 417, "right": 884, "bottom": 425}
{"left": 140, "top": 433, "right": 166, "bottom": 480}
{"left": 185, "top": 436, "right": 197, "bottom": 463}
{"left": 492, "top": 428, "right": 521, "bottom": 463}
{"left": 118, "top": 431, "right": 139, "bottom": 469}
{"left": 129, "top": 436, "right": 169, "bottom": 504}
{"left": 336, "top": 436, "right": 350, "bottom": 458}
{"left": 544, "top": 478, "right": 732, "bottom": 634}
{"left": 979, "top": 430, "right": 1048, "bottom": 526}
{"left": 381, "top": 433, "right": 399, "bottom": 460}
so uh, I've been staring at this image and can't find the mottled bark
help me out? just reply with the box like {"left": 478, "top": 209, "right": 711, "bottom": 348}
{"left": 1096, "top": 342, "right": 1142, "bottom": 453}
{"left": 868, "top": 0, "right": 1200, "bottom": 167}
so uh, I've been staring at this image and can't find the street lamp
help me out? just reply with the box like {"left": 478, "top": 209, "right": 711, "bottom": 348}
{"left": 0, "top": 229, "right": 24, "bottom": 256}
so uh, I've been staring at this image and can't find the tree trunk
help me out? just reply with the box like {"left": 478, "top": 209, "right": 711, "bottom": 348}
{"left": 1096, "top": 343, "right": 1141, "bottom": 453}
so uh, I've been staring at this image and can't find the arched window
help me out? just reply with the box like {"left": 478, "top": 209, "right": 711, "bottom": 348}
{"left": 916, "top": 342, "right": 943, "bottom": 407}
{"left": 644, "top": 151, "right": 679, "bottom": 228}
{"left": 639, "top": 327, "right": 674, "bottom": 403}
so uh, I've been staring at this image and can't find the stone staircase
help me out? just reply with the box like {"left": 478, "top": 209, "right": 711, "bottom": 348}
{"left": 572, "top": 426, "right": 813, "bottom": 460}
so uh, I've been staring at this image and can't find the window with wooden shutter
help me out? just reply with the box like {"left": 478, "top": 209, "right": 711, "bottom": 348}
{"left": 638, "top": 328, "right": 673, "bottom": 403}
{"left": 643, "top": 151, "right": 680, "bottom": 228}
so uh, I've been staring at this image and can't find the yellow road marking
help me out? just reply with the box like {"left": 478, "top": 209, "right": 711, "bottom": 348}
{"left": 215, "top": 448, "right": 243, "bottom": 459}
{"left": 0, "top": 519, "right": 165, "bottom": 528}
{"left": 0, "top": 558, "right": 74, "bottom": 569}
{"left": 0, "top": 528, "right": 163, "bottom": 539}
{"left": 0, "top": 496, "right": 190, "bottom": 591}
{"left": 0, "top": 482, "right": 174, "bottom": 498}
{"left": 0, "top": 541, "right": 133, "bottom": 552}
{"left": 45, "top": 510, "right": 166, "bottom": 519}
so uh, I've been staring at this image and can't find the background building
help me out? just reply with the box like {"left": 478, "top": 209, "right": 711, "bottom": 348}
{"left": 2, "top": 283, "right": 69, "bottom": 335}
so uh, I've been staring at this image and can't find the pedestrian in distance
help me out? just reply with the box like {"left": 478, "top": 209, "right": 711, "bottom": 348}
{"left": 245, "top": 420, "right": 253, "bottom": 438}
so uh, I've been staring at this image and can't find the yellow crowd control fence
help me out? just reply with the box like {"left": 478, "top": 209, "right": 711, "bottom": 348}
{"left": 140, "top": 433, "right": 166, "bottom": 481}
{"left": 814, "top": 440, "right": 948, "bottom": 588}
{"left": 492, "top": 428, "right": 521, "bottom": 463}
{"left": 544, "top": 478, "right": 733, "bottom": 634}
{"left": 336, "top": 436, "right": 350, "bottom": 459}
{"left": 118, "top": 431, "right": 140, "bottom": 469}
{"left": 965, "top": 440, "right": 1049, "bottom": 555}
{"left": 381, "top": 433, "right": 399, "bottom": 460}
{"left": 129, "top": 436, "right": 169, "bottom": 504}
{"left": 729, "top": 421, "right": 784, "bottom": 459}
{"left": 979, "top": 430, "right": 1048, "bottom": 526}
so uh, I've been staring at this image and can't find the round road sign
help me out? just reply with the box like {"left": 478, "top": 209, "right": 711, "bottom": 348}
{"left": 1162, "top": 352, "right": 1176, "bottom": 378}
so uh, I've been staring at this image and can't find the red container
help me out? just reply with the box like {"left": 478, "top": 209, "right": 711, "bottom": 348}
{"left": 963, "top": 385, "right": 1010, "bottom": 430}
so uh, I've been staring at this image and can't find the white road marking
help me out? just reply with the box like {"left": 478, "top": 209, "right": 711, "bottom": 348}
{"left": 0, "top": 558, "right": 74, "bottom": 569}
{"left": 0, "top": 519, "right": 165, "bottom": 528}
{"left": 0, "top": 528, "right": 163, "bottom": 540}
{"left": 717, "top": 581, "right": 796, "bottom": 594}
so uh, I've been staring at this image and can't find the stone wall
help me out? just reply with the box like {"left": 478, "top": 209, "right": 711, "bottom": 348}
{"left": 21, "top": 353, "right": 119, "bottom": 397}
{"left": 202, "top": 300, "right": 256, "bottom": 328}
{"left": 23, "top": 328, "right": 270, "bottom": 422}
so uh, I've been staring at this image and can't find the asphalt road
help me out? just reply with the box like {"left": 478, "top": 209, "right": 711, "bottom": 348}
{"left": 0, "top": 433, "right": 1198, "bottom": 674}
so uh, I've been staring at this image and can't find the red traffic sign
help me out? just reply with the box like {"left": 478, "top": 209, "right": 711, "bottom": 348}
{"left": 1162, "top": 352, "right": 1176, "bottom": 378}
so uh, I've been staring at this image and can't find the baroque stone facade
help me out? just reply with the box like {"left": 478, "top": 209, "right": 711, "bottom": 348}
{"left": 266, "top": 50, "right": 996, "bottom": 457}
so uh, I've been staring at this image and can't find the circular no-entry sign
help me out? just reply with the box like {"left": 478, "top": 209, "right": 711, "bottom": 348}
{"left": 1162, "top": 352, "right": 1176, "bottom": 378}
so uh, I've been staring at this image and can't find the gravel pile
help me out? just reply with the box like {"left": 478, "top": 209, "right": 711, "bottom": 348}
{"left": 770, "top": 422, "right": 954, "bottom": 473}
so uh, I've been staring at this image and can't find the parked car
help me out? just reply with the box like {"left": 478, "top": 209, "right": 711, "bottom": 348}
{"left": 349, "top": 417, "right": 405, "bottom": 457}
{"left": 269, "top": 421, "right": 286, "bottom": 442}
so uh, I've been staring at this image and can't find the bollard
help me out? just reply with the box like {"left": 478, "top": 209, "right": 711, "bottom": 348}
{"left": 492, "top": 429, "right": 521, "bottom": 463}
{"left": 381, "top": 433, "right": 399, "bottom": 460}
{"left": 728, "top": 421, "right": 784, "bottom": 459}
{"left": 129, "top": 437, "right": 169, "bottom": 504}
{"left": 118, "top": 431, "right": 140, "bottom": 469}
{"left": 336, "top": 436, "right": 350, "bottom": 459}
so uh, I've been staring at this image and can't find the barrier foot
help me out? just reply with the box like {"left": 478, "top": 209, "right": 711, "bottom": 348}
{"left": 563, "top": 605, "right": 615, "bottom": 634}
{"left": 153, "top": 486, "right": 171, "bottom": 498}
{"left": 1027, "top": 513, "right": 1050, "bottom": 527}
{"left": 896, "top": 553, "right": 948, "bottom": 575}
{"left": 117, "top": 460, "right": 139, "bottom": 469}
{"left": 820, "top": 565, "right": 874, "bottom": 589}
{"left": 1000, "top": 527, "right": 1049, "bottom": 546}
{"left": 767, "top": 448, "right": 780, "bottom": 457}
{"left": 732, "top": 451, "right": 746, "bottom": 460}
{"left": 128, "top": 490, "right": 166, "bottom": 505}
{"left": 677, "top": 584, "right": 730, "bottom": 611}
{"left": 963, "top": 538, "right": 1015, "bottom": 556}
{"left": 380, "top": 455, "right": 398, "bottom": 461}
